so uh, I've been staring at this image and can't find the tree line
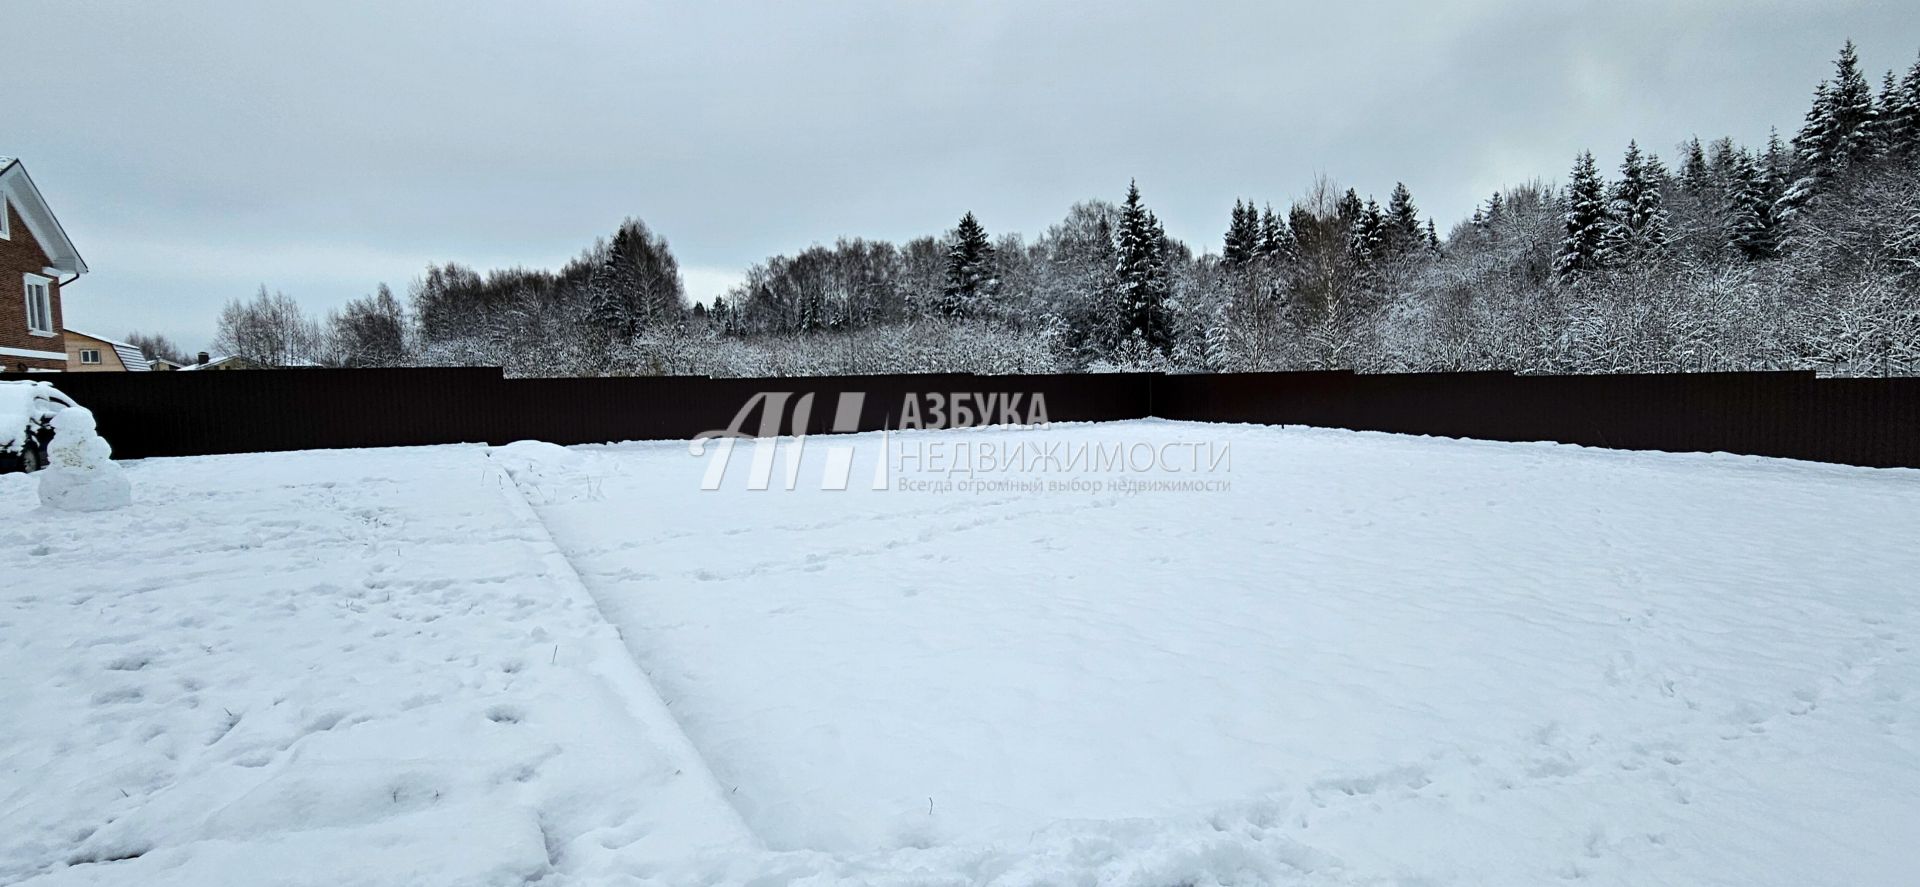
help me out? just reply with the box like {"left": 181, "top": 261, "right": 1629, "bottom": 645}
{"left": 191, "top": 40, "right": 1920, "bottom": 378}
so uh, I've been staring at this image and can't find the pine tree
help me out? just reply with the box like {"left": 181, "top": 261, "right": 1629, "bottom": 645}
{"left": 1485, "top": 191, "right": 1505, "bottom": 226}
{"left": 1555, "top": 151, "right": 1612, "bottom": 280}
{"left": 1384, "top": 182, "right": 1423, "bottom": 255}
{"left": 1680, "top": 137, "right": 1710, "bottom": 195}
{"left": 942, "top": 211, "right": 997, "bottom": 318}
{"left": 1222, "top": 199, "right": 1258, "bottom": 267}
{"left": 1113, "top": 181, "right": 1172, "bottom": 353}
{"left": 1424, "top": 218, "right": 1441, "bottom": 253}
{"left": 1607, "top": 140, "right": 1671, "bottom": 257}
{"left": 1725, "top": 150, "right": 1778, "bottom": 260}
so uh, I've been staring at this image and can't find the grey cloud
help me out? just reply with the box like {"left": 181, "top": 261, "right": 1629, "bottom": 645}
{"left": 7, "top": 0, "right": 1917, "bottom": 348}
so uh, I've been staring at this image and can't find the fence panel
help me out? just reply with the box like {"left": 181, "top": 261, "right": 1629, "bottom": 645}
{"left": 5, "top": 368, "right": 1914, "bottom": 469}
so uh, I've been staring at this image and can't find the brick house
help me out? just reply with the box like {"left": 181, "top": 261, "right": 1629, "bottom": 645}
{"left": 0, "top": 156, "right": 88, "bottom": 372}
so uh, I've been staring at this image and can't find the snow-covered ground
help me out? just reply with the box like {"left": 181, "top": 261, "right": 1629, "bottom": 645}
{"left": 4, "top": 421, "right": 1917, "bottom": 885}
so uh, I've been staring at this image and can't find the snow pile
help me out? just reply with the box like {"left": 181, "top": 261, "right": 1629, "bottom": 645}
{"left": 37, "top": 407, "right": 131, "bottom": 511}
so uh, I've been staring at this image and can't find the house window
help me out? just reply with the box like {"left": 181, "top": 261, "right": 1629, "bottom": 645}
{"left": 23, "top": 274, "right": 53, "bottom": 335}
{"left": 0, "top": 195, "right": 9, "bottom": 239}
{"left": 79, "top": 348, "right": 101, "bottom": 364}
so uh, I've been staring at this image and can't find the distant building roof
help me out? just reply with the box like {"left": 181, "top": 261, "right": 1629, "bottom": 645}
{"left": 178, "top": 355, "right": 247, "bottom": 371}
{"left": 64, "top": 329, "right": 152, "bottom": 371}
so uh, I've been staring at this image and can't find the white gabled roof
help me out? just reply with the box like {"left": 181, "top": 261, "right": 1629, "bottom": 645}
{"left": 0, "top": 156, "right": 88, "bottom": 277}
{"left": 64, "top": 328, "right": 151, "bottom": 371}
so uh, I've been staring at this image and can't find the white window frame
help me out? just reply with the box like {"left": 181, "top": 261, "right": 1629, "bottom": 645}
{"left": 0, "top": 195, "right": 10, "bottom": 239}
{"left": 23, "top": 273, "right": 53, "bottom": 336}
{"left": 79, "top": 348, "right": 101, "bottom": 364}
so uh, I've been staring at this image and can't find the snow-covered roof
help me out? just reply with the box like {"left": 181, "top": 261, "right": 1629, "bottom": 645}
{"left": 64, "top": 329, "right": 152, "bottom": 371}
{"left": 178, "top": 355, "right": 245, "bottom": 371}
{"left": 0, "top": 156, "right": 87, "bottom": 277}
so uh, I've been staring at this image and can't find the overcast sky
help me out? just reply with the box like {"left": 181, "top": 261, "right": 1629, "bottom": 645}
{"left": 9, "top": 1, "right": 1919, "bottom": 351}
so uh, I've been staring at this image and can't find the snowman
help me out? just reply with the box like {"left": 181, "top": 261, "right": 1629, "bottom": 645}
{"left": 38, "top": 407, "right": 132, "bottom": 511}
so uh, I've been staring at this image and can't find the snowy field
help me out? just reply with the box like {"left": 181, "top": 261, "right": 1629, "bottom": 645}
{"left": 3, "top": 421, "right": 1917, "bottom": 886}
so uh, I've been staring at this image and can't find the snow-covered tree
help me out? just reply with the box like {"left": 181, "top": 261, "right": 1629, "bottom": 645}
{"left": 1223, "top": 199, "right": 1260, "bottom": 267}
{"left": 1889, "top": 55, "right": 1920, "bottom": 155}
{"left": 1790, "top": 41, "right": 1882, "bottom": 197}
{"left": 1113, "top": 181, "right": 1173, "bottom": 354}
{"left": 1258, "top": 204, "right": 1298, "bottom": 263}
{"left": 1607, "top": 141, "right": 1672, "bottom": 257}
{"left": 587, "top": 218, "right": 684, "bottom": 340}
{"left": 942, "top": 211, "right": 998, "bottom": 318}
{"left": 1349, "top": 198, "right": 1387, "bottom": 273}
{"left": 1679, "top": 137, "right": 1710, "bottom": 195}
{"left": 1556, "top": 151, "right": 1612, "bottom": 279}
{"left": 1384, "top": 182, "right": 1423, "bottom": 255}
{"left": 1725, "top": 150, "right": 1779, "bottom": 259}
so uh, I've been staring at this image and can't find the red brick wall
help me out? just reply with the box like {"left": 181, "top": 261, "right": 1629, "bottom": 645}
{"left": 0, "top": 197, "right": 66, "bottom": 371}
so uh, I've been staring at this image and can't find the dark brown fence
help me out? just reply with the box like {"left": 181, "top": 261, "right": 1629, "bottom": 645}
{"left": 7, "top": 367, "right": 1917, "bottom": 469}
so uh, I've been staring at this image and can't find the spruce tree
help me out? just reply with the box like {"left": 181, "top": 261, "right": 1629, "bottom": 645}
{"left": 1485, "top": 191, "right": 1505, "bottom": 226}
{"left": 1223, "top": 199, "right": 1257, "bottom": 267}
{"left": 1424, "top": 219, "right": 1441, "bottom": 253}
{"left": 1348, "top": 198, "right": 1387, "bottom": 272}
{"left": 1608, "top": 141, "right": 1671, "bottom": 258}
{"left": 1762, "top": 128, "right": 1792, "bottom": 206}
{"left": 1680, "top": 137, "right": 1710, "bottom": 195}
{"left": 1793, "top": 81, "right": 1836, "bottom": 172}
{"left": 1555, "top": 151, "right": 1612, "bottom": 280}
{"left": 1892, "top": 55, "right": 1920, "bottom": 155}
{"left": 1832, "top": 41, "right": 1880, "bottom": 160}
{"left": 942, "top": 212, "right": 997, "bottom": 318}
{"left": 1335, "top": 189, "right": 1363, "bottom": 229}
{"left": 1797, "top": 42, "right": 1880, "bottom": 175}
{"left": 587, "top": 224, "right": 643, "bottom": 338}
{"left": 1726, "top": 150, "right": 1778, "bottom": 260}
{"left": 1259, "top": 204, "right": 1297, "bottom": 263}
{"left": 1385, "top": 182, "right": 1423, "bottom": 255}
{"left": 1871, "top": 70, "right": 1902, "bottom": 155}
{"left": 1113, "top": 181, "right": 1172, "bottom": 353}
